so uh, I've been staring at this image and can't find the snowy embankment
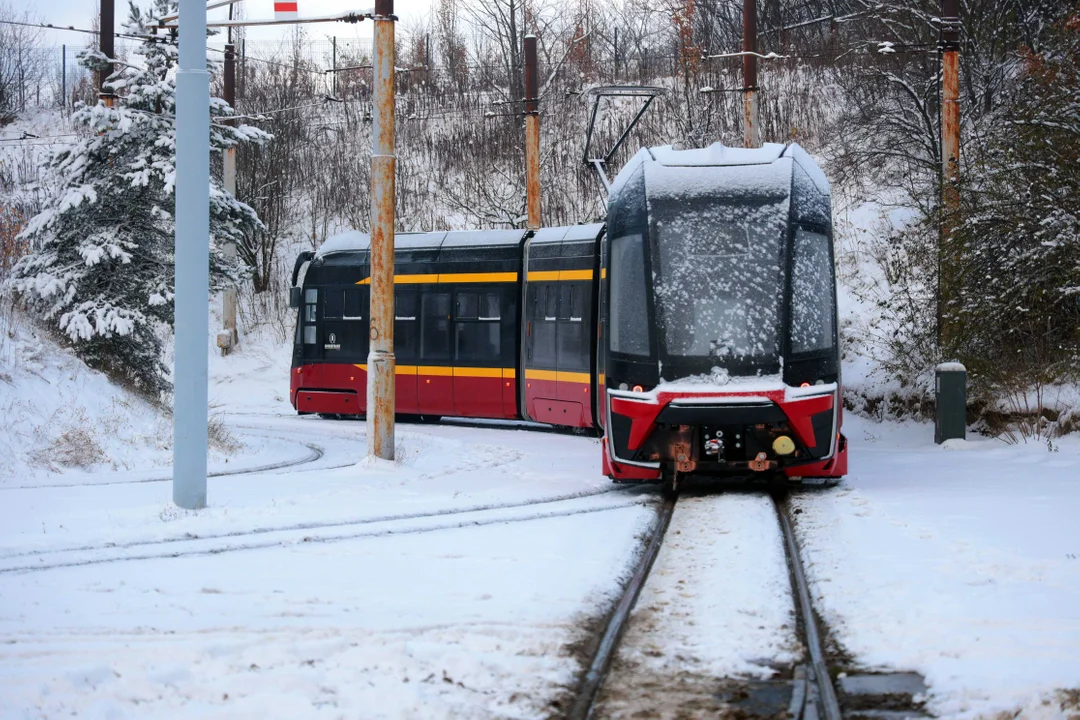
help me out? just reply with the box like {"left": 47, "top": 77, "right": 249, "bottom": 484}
{"left": 0, "top": 308, "right": 300, "bottom": 485}
{"left": 0, "top": 335, "right": 659, "bottom": 719}
{"left": 795, "top": 415, "right": 1080, "bottom": 719}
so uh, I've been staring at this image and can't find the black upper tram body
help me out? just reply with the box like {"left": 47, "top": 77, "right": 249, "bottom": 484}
{"left": 289, "top": 141, "right": 844, "bottom": 481}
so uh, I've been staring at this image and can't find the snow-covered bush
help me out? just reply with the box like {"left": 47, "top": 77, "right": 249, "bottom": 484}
{"left": 950, "top": 11, "right": 1080, "bottom": 407}
{"left": 7, "top": 1, "right": 269, "bottom": 397}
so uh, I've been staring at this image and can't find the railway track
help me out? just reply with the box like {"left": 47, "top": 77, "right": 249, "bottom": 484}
{"left": 564, "top": 488, "right": 927, "bottom": 720}
{"left": 0, "top": 486, "right": 648, "bottom": 574}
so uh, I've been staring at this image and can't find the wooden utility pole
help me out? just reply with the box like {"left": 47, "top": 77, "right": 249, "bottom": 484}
{"left": 218, "top": 39, "right": 239, "bottom": 354}
{"left": 742, "top": 0, "right": 761, "bottom": 147}
{"left": 939, "top": 0, "right": 961, "bottom": 353}
{"left": 368, "top": 0, "right": 397, "bottom": 461}
{"left": 524, "top": 34, "right": 541, "bottom": 230}
{"left": 99, "top": 0, "right": 116, "bottom": 106}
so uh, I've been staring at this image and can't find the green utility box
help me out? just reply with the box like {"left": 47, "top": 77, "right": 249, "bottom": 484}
{"left": 935, "top": 362, "right": 967, "bottom": 444}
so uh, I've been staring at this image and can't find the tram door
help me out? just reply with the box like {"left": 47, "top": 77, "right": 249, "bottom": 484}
{"left": 520, "top": 233, "right": 593, "bottom": 427}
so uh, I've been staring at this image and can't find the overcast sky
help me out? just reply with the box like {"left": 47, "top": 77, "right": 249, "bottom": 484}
{"left": 13, "top": 0, "right": 435, "bottom": 52}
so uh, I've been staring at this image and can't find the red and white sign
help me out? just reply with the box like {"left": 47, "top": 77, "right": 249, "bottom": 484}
{"left": 274, "top": 1, "right": 299, "bottom": 20}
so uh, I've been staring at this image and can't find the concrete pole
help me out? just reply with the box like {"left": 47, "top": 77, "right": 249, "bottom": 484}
{"left": 368, "top": 0, "right": 396, "bottom": 461}
{"left": 220, "top": 42, "right": 239, "bottom": 353}
{"left": 742, "top": 0, "right": 761, "bottom": 148}
{"left": 524, "top": 34, "right": 541, "bottom": 231}
{"left": 173, "top": 0, "right": 210, "bottom": 509}
{"left": 99, "top": 0, "right": 116, "bottom": 107}
{"left": 939, "top": 0, "right": 961, "bottom": 354}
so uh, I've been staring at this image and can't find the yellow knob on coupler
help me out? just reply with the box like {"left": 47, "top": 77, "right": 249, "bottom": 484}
{"left": 772, "top": 435, "right": 796, "bottom": 456}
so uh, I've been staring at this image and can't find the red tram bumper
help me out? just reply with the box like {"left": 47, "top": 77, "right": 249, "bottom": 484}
{"left": 602, "top": 383, "right": 847, "bottom": 483}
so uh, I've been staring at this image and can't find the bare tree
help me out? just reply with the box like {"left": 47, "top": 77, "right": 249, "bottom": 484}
{"left": 0, "top": 2, "right": 48, "bottom": 122}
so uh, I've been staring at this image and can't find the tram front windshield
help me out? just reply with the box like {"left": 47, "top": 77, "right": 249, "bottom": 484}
{"left": 651, "top": 196, "right": 787, "bottom": 364}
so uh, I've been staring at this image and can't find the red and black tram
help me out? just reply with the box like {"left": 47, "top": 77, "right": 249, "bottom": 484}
{"left": 289, "top": 142, "right": 847, "bottom": 485}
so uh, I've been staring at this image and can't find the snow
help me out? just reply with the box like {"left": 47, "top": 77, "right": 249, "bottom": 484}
{"left": 529, "top": 223, "right": 604, "bottom": 245}
{"left": 786, "top": 143, "right": 831, "bottom": 195}
{"left": 649, "top": 142, "right": 788, "bottom": 167}
{"left": 597, "top": 493, "right": 797, "bottom": 716}
{"left": 647, "top": 154, "right": 793, "bottom": 201}
{"left": 794, "top": 414, "right": 1080, "bottom": 719}
{"left": 3, "top": 313, "right": 1080, "bottom": 719}
{"left": 0, "top": 308, "right": 288, "bottom": 484}
{"left": 442, "top": 229, "right": 526, "bottom": 248}
{"left": 937, "top": 361, "right": 967, "bottom": 372}
{"left": 314, "top": 229, "right": 370, "bottom": 257}
{"left": 0, "top": 390, "right": 658, "bottom": 719}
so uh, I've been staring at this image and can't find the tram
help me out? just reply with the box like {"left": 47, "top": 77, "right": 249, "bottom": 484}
{"left": 288, "top": 142, "right": 847, "bottom": 485}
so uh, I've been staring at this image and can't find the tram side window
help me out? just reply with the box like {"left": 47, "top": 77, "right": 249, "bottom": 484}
{"left": 790, "top": 229, "right": 836, "bottom": 354}
{"left": 529, "top": 284, "right": 558, "bottom": 367}
{"left": 609, "top": 234, "right": 650, "bottom": 356}
{"left": 395, "top": 289, "right": 418, "bottom": 362}
{"left": 481, "top": 292, "right": 500, "bottom": 320}
{"left": 454, "top": 290, "right": 500, "bottom": 362}
{"left": 324, "top": 289, "right": 344, "bottom": 319}
{"left": 557, "top": 283, "right": 589, "bottom": 372}
{"left": 343, "top": 287, "right": 364, "bottom": 319}
{"left": 421, "top": 292, "right": 451, "bottom": 361}
{"left": 303, "top": 288, "right": 317, "bottom": 345}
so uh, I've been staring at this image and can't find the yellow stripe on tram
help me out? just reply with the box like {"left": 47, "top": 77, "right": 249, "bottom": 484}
{"left": 355, "top": 272, "right": 518, "bottom": 285}
{"left": 524, "top": 368, "right": 594, "bottom": 384}
{"left": 527, "top": 269, "right": 594, "bottom": 282}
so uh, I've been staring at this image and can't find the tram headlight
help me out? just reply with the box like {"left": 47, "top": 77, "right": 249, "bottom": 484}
{"left": 772, "top": 435, "right": 796, "bottom": 456}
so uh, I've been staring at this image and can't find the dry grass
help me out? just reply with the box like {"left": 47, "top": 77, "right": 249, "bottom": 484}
{"left": 29, "top": 424, "right": 107, "bottom": 470}
{"left": 208, "top": 412, "right": 242, "bottom": 454}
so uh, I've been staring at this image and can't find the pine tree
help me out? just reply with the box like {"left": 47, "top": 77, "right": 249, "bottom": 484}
{"left": 8, "top": 0, "right": 270, "bottom": 397}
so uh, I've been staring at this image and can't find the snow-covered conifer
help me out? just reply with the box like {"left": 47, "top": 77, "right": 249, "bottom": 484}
{"left": 8, "top": 0, "right": 270, "bottom": 397}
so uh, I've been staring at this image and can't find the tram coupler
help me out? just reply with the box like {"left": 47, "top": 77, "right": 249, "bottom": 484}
{"left": 749, "top": 452, "right": 777, "bottom": 472}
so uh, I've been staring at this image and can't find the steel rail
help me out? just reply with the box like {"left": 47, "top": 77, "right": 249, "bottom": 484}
{"left": 773, "top": 492, "right": 844, "bottom": 720}
{"left": 0, "top": 485, "right": 631, "bottom": 564}
{"left": 0, "top": 496, "right": 651, "bottom": 575}
{"left": 0, "top": 436, "right": 325, "bottom": 490}
{"left": 566, "top": 492, "right": 677, "bottom": 720}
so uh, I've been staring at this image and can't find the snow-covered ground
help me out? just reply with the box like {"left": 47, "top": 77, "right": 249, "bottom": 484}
{"left": 0, "top": 409, "right": 659, "bottom": 718}
{"left": 0, "top": 307, "right": 295, "bottom": 485}
{"left": 795, "top": 417, "right": 1080, "bottom": 719}
{"left": 2, "top": 305, "right": 1080, "bottom": 718}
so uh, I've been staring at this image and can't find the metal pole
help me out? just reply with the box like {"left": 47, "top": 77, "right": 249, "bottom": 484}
{"left": 368, "top": 0, "right": 396, "bottom": 461}
{"left": 742, "top": 0, "right": 761, "bottom": 148}
{"left": 332, "top": 36, "right": 337, "bottom": 96}
{"left": 173, "top": 0, "right": 210, "bottom": 509}
{"left": 939, "top": 0, "right": 961, "bottom": 354}
{"left": 220, "top": 41, "right": 239, "bottom": 354}
{"left": 61, "top": 45, "right": 66, "bottom": 110}
{"left": 524, "top": 34, "right": 541, "bottom": 230}
{"left": 99, "top": 0, "right": 115, "bottom": 106}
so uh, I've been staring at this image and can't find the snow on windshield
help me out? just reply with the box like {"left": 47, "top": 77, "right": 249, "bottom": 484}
{"left": 646, "top": 160, "right": 791, "bottom": 366}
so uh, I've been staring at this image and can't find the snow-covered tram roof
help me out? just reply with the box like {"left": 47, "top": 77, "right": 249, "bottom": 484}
{"left": 529, "top": 223, "right": 605, "bottom": 245}
{"left": 315, "top": 224, "right": 604, "bottom": 259}
{"left": 609, "top": 141, "right": 830, "bottom": 200}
